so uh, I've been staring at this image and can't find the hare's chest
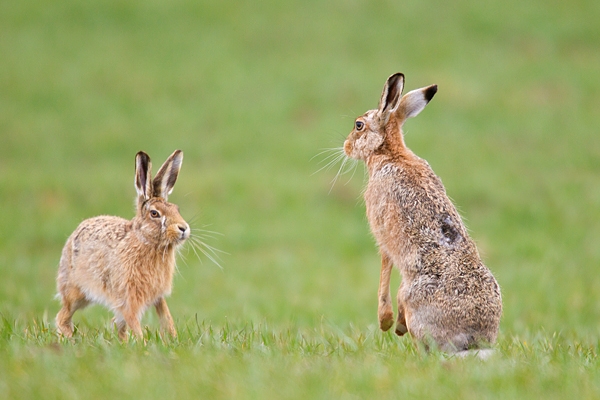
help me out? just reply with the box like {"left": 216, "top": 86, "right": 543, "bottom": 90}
{"left": 126, "top": 257, "right": 175, "bottom": 302}
{"left": 365, "top": 180, "right": 406, "bottom": 240}
{"left": 148, "top": 260, "right": 176, "bottom": 296}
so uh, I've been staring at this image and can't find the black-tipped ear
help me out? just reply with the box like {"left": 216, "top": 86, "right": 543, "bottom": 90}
{"left": 397, "top": 84, "right": 438, "bottom": 124}
{"left": 152, "top": 150, "right": 183, "bottom": 200}
{"left": 378, "top": 73, "right": 405, "bottom": 124}
{"left": 135, "top": 151, "right": 152, "bottom": 201}
{"left": 424, "top": 84, "right": 438, "bottom": 102}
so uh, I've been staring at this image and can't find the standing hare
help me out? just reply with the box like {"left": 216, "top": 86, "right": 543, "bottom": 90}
{"left": 55, "top": 150, "right": 190, "bottom": 341}
{"left": 344, "top": 73, "right": 502, "bottom": 353}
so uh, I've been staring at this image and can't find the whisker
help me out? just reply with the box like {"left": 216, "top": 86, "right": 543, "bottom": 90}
{"left": 329, "top": 155, "right": 349, "bottom": 193}
{"left": 344, "top": 159, "right": 360, "bottom": 186}
{"left": 187, "top": 240, "right": 204, "bottom": 265}
{"left": 195, "top": 244, "right": 224, "bottom": 270}
{"left": 315, "top": 153, "right": 344, "bottom": 170}
{"left": 311, "top": 149, "right": 346, "bottom": 176}
{"left": 311, "top": 147, "right": 342, "bottom": 161}
{"left": 188, "top": 234, "right": 226, "bottom": 270}
{"left": 311, "top": 145, "right": 359, "bottom": 194}
{"left": 174, "top": 248, "right": 185, "bottom": 277}
{"left": 192, "top": 225, "right": 223, "bottom": 235}
{"left": 312, "top": 153, "right": 341, "bottom": 171}
{"left": 190, "top": 236, "right": 228, "bottom": 256}
{"left": 310, "top": 147, "right": 343, "bottom": 162}
{"left": 342, "top": 156, "right": 356, "bottom": 174}
{"left": 192, "top": 233, "right": 220, "bottom": 242}
{"left": 192, "top": 227, "right": 224, "bottom": 236}
{"left": 312, "top": 155, "right": 344, "bottom": 176}
{"left": 192, "top": 228, "right": 224, "bottom": 235}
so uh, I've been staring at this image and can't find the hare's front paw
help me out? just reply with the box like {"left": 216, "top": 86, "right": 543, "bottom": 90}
{"left": 167, "top": 326, "right": 177, "bottom": 338}
{"left": 56, "top": 309, "right": 74, "bottom": 338}
{"left": 378, "top": 309, "right": 394, "bottom": 331}
{"left": 56, "top": 324, "right": 74, "bottom": 338}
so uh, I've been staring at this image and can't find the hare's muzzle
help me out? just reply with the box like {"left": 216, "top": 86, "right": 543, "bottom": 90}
{"left": 343, "top": 139, "right": 352, "bottom": 156}
{"left": 177, "top": 223, "right": 190, "bottom": 241}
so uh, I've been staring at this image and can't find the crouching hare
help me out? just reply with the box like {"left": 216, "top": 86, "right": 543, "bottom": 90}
{"left": 56, "top": 150, "right": 190, "bottom": 341}
{"left": 344, "top": 73, "right": 502, "bottom": 353}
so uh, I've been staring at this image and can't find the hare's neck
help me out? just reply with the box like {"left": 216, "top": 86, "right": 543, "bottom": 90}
{"left": 366, "top": 154, "right": 392, "bottom": 174}
{"left": 138, "top": 238, "right": 177, "bottom": 270}
{"left": 132, "top": 225, "right": 176, "bottom": 258}
{"left": 366, "top": 125, "right": 413, "bottom": 172}
{"left": 366, "top": 148, "right": 416, "bottom": 177}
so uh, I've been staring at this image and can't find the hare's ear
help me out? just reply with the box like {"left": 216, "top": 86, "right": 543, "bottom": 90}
{"left": 135, "top": 151, "right": 153, "bottom": 201}
{"left": 396, "top": 84, "right": 437, "bottom": 125}
{"left": 378, "top": 73, "right": 405, "bottom": 126}
{"left": 152, "top": 150, "right": 183, "bottom": 200}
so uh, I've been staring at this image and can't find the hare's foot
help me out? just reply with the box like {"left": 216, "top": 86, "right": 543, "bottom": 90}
{"left": 155, "top": 297, "right": 177, "bottom": 338}
{"left": 378, "top": 307, "right": 394, "bottom": 331}
{"left": 112, "top": 316, "right": 128, "bottom": 341}
{"left": 55, "top": 310, "right": 74, "bottom": 338}
{"left": 395, "top": 322, "right": 408, "bottom": 336}
{"left": 395, "top": 304, "right": 408, "bottom": 336}
{"left": 55, "top": 288, "right": 89, "bottom": 337}
{"left": 117, "top": 323, "right": 144, "bottom": 343}
{"left": 117, "top": 305, "right": 144, "bottom": 342}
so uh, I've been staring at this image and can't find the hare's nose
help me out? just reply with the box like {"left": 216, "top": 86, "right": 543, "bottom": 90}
{"left": 177, "top": 224, "right": 190, "bottom": 240}
{"left": 177, "top": 224, "right": 188, "bottom": 233}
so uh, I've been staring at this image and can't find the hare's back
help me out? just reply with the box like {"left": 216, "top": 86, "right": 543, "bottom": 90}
{"left": 69, "top": 215, "right": 131, "bottom": 244}
{"left": 66, "top": 216, "right": 132, "bottom": 263}
{"left": 58, "top": 216, "right": 131, "bottom": 293}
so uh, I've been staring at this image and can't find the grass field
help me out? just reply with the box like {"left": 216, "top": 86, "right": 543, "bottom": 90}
{"left": 2, "top": 0, "right": 600, "bottom": 398}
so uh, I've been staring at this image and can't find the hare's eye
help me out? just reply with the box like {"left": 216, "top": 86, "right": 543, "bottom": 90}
{"left": 150, "top": 210, "right": 160, "bottom": 218}
{"left": 355, "top": 121, "right": 365, "bottom": 131}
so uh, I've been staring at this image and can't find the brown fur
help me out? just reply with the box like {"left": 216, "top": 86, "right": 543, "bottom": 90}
{"left": 344, "top": 73, "right": 502, "bottom": 352}
{"left": 55, "top": 150, "right": 189, "bottom": 341}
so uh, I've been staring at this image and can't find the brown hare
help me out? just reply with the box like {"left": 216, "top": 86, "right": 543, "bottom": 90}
{"left": 344, "top": 73, "right": 502, "bottom": 353}
{"left": 55, "top": 150, "right": 189, "bottom": 341}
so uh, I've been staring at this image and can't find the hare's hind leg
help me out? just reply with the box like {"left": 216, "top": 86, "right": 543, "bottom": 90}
{"left": 378, "top": 252, "right": 394, "bottom": 331}
{"left": 154, "top": 297, "right": 177, "bottom": 337}
{"left": 55, "top": 286, "right": 89, "bottom": 337}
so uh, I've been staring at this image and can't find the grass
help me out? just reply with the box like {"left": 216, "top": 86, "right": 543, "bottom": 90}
{"left": 1, "top": 0, "right": 600, "bottom": 398}
{"left": 2, "top": 316, "right": 600, "bottom": 399}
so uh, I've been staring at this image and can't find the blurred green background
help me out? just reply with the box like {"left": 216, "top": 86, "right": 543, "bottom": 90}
{"left": 1, "top": 0, "right": 600, "bottom": 397}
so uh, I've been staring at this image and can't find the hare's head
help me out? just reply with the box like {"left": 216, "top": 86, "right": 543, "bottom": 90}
{"left": 344, "top": 73, "right": 437, "bottom": 161}
{"left": 134, "top": 150, "right": 190, "bottom": 247}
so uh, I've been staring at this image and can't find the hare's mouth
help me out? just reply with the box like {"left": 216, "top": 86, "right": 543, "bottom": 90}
{"left": 167, "top": 226, "right": 190, "bottom": 244}
{"left": 343, "top": 139, "right": 352, "bottom": 156}
{"left": 174, "top": 230, "right": 190, "bottom": 243}
{"left": 179, "top": 230, "right": 190, "bottom": 241}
